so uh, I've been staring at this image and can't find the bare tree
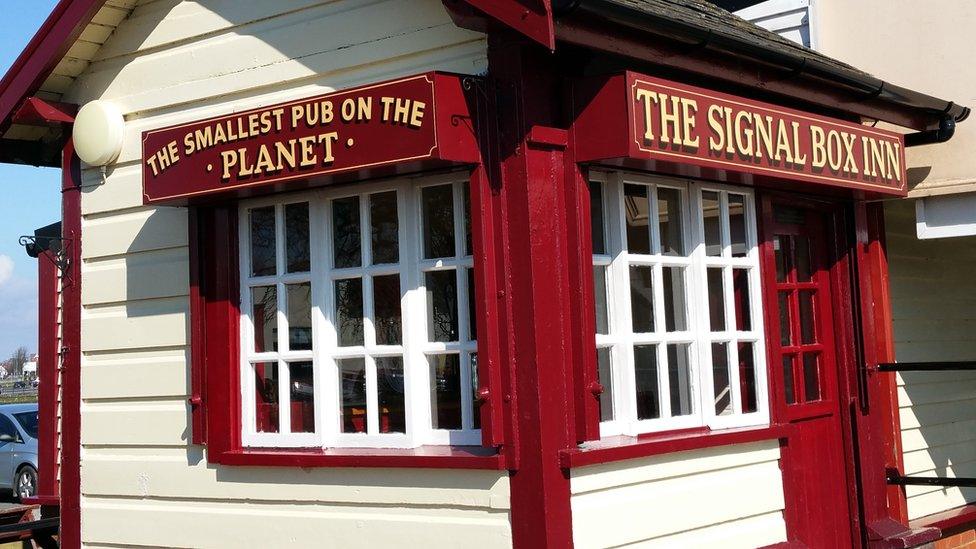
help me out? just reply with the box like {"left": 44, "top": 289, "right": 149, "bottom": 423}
{"left": 9, "top": 347, "right": 29, "bottom": 377}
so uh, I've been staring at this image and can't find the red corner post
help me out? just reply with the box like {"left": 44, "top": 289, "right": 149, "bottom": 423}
{"left": 33, "top": 249, "right": 60, "bottom": 506}
{"left": 487, "top": 33, "right": 576, "bottom": 547}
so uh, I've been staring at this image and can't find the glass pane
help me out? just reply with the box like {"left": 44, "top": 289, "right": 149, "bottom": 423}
{"left": 728, "top": 194, "right": 747, "bottom": 258}
{"left": 778, "top": 291, "right": 792, "bottom": 346}
{"left": 463, "top": 183, "right": 473, "bottom": 256}
{"left": 774, "top": 235, "right": 790, "bottom": 283}
{"left": 471, "top": 353, "right": 481, "bottom": 429}
{"left": 254, "top": 362, "right": 278, "bottom": 433}
{"left": 593, "top": 266, "right": 609, "bottom": 335}
{"left": 249, "top": 206, "right": 276, "bottom": 276}
{"left": 289, "top": 361, "right": 314, "bottom": 433}
{"left": 712, "top": 342, "right": 732, "bottom": 415}
{"left": 332, "top": 196, "right": 362, "bottom": 269}
{"left": 624, "top": 184, "right": 650, "bottom": 254}
{"left": 702, "top": 190, "right": 722, "bottom": 256}
{"left": 597, "top": 347, "right": 613, "bottom": 422}
{"left": 657, "top": 186, "right": 684, "bottom": 256}
{"left": 783, "top": 355, "right": 796, "bottom": 404}
{"left": 629, "top": 266, "right": 655, "bottom": 333}
{"left": 733, "top": 268, "right": 752, "bottom": 331}
{"left": 376, "top": 356, "right": 406, "bottom": 433}
{"left": 370, "top": 191, "right": 399, "bottom": 265}
{"left": 339, "top": 358, "right": 367, "bottom": 433}
{"left": 466, "top": 268, "right": 477, "bottom": 341}
{"left": 795, "top": 236, "right": 812, "bottom": 282}
{"left": 285, "top": 202, "right": 310, "bottom": 273}
{"left": 423, "top": 185, "right": 456, "bottom": 259}
{"left": 634, "top": 345, "right": 659, "bottom": 420}
{"left": 739, "top": 343, "right": 758, "bottom": 413}
{"left": 799, "top": 291, "right": 816, "bottom": 344}
{"left": 430, "top": 354, "right": 462, "bottom": 430}
{"left": 251, "top": 286, "right": 277, "bottom": 353}
{"left": 662, "top": 266, "right": 686, "bottom": 332}
{"left": 803, "top": 354, "right": 821, "bottom": 402}
{"left": 589, "top": 181, "right": 606, "bottom": 255}
{"left": 426, "top": 270, "right": 459, "bottom": 342}
{"left": 335, "top": 278, "right": 364, "bottom": 347}
{"left": 286, "top": 283, "right": 312, "bottom": 351}
{"left": 373, "top": 275, "right": 402, "bottom": 345}
{"left": 707, "top": 268, "right": 725, "bottom": 331}
{"left": 668, "top": 344, "right": 692, "bottom": 417}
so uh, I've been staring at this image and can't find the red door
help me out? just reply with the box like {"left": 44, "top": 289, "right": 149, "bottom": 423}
{"left": 760, "top": 196, "right": 856, "bottom": 548}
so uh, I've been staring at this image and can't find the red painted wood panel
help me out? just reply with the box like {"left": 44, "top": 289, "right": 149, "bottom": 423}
{"left": 34, "top": 250, "right": 60, "bottom": 502}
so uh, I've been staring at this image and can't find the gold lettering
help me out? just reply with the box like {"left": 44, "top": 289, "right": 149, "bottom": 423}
{"left": 707, "top": 105, "right": 725, "bottom": 152}
{"left": 635, "top": 89, "right": 657, "bottom": 143}
{"left": 811, "top": 126, "right": 827, "bottom": 169}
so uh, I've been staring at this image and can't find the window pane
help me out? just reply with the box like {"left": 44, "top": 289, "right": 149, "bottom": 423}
{"left": 335, "top": 278, "right": 364, "bottom": 347}
{"left": 594, "top": 266, "right": 609, "bottom": 335}
{"left": 702, "top": 190, "right": 722, "bottom": 256}
{"left": 597, "top": 347, "right": 613, "bottom": 422}
{"left": 629, "top": 266, "right": 655, "bottom": 333}
{"left": 712, "top": 342, "right": 732, "bottom": 415}
{"left": 370, "top": 191, "right": 399, "bottom": 265}
{"left": 657, "top": 186, "right": 684, "bottom": 256}
{"left": 423, "top": 185, "right": 456, "bottom": 258}
{"left": 471, "top": 353, "right": 481, "bottom": 429}
{"left": 376, "top": 356, "right": 406, "bottom": 433}
{"left": 426, "top": 270, "right": 459, "bottom": 342}
{"left": 254, "top": 362, "right": 278, "bottom": 433}
{"left": 463, "top": 183, "right": 473, "bottom": 256}
{"left": 251, "top": 286, "right": 277, "bottom": 353}
{"left": 285, "top": 203, "right": 310, "bottom": 273}
{"left": 803, "top": 353, "right": 821, "bottom": 402}
{"left": 332, "top": 196, "right": 361, "bottom": 268}
{"left": 624, "top": 184, "right": 650, "bottom": 254}
{"left": 289, "top": 361, "right": 314, "bottom": 433}
{"left": 589, "top": 181, "right": 606, "bottom": 255}
{"left": 739, "top": 343, "right": 758, "bottom": 413}
{"left": 373, "top": 275, "right": 402, "bottom": 346}
{"left": 729, "top": 194, "right": 747, "bottom": 258}
{"left": 778, "top": 291, "right": 792, "bottom": 346}
{"left": 795, "top": 236, "right": 812, "bottom": 282}
{"left": 286, "top": 283, "right": 312, "bottom": 351}
{"left": 430, "top": 354, "right": 462, "bottom": 430}
{"left": 339, "top": 358, "right": 366, "bottom": 433}
{"left": 662, "top": 266, "right": 687, "bottom": 332}
{"left": 774, "top": 235, "right": 790, "bottom": 282}
{"left": 799, "top": 291, "right": 816, "bottom": 344}
{"left": 250, "top": 206, "right": 276, "bottom": 276}
{"left": 634, "top": 345, "right": 659, "bottom": 420}
{"left": 707, "top": 267, "right": 726, "bottom": 331}
{"left": 783, "top": 354, "right": 796, "bottom": 404}
{"left": 733, "top": 268, "right": 752, "bottom": 331}
{"left": 668, "top": 344, "right": 692, "bottom": 417}
{"left": 466, "top": 268, "right": 477, "bottom": 341}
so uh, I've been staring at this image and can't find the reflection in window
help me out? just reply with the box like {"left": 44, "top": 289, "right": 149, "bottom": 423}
{"left": 289, "top": 362, "right": 314, "bottom": 433}
{"left": 254, "top": 362, "right": 278, "bottom": 433}
{"left": 250, "top": 206, "right": 276, "bottom": 276}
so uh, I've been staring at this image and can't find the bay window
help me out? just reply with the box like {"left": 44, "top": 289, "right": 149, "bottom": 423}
{"left": 238, "top": 175, "right": 479, "bottom": 449}
{"left": 589, "top": 171, "right": 769, "bottom": 437}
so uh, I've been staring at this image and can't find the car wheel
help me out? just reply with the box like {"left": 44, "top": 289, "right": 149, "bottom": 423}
{"left": 14, "top": 466, "right": 36, "bottom": 502}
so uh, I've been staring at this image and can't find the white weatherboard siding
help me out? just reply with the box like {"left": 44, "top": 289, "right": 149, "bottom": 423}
{"left": 570, "top": 440, "right": 787, "bottom": 548}
{"left": 885, "top": 200, "right": 976, "bottom": 520}
{"left": 68, "top": 1, "right": 508, "bottom": 547}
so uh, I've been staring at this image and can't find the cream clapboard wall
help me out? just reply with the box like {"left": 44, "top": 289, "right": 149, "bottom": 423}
{"left": 570, "top": 441, "right": 788, "bottom": 548}
{"left": 885, "top": 200, "right": 976, "bottom": 521}
{"left": 60, "top": 1, "right": 511, "bottom": 547}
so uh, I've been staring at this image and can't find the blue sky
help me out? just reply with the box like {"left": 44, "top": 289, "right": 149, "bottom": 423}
{"left": 0, "top": 0, "right": 63, "bottom": 359}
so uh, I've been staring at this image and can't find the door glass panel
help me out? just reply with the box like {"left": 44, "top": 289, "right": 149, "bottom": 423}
{"left": 332, "top": 196, "right": 362, "bottom": 268}
{"left": 702, "top": 191, "right": 722, "bottom": 256}
{"left": 373, "top": 275, "right": 402, "bottom": 345}
{"left": 370, "top": 191, "right": 399, "bottom": 265}
{"left": 668, "top": 344, "right": 693, "bottom": 417}
{"left": 289, "top": 361, "right": 315, "bottom": 433}
{"left": 250, "top": 206, "right": 277, "bottom": 276}
{"left": 662, "top": 266, "right": 687, "bottom": 332}
{"left": 712, "top": 342, "right": 732, "bottom": 415}
{"left": 803, "top": 353, "right": 821, "bottom": 402}
{"left": 597, "top": 347, "right": 613, "bottom": 422}
{"left": 286, "top": 283, "right": 312, "bottom": 351}
{"left": 624, "top": 184, "right": 650, "bottom": 254}
{"left": 426, "top": 271, "right": 459, "bottom": 342}
{"left": 778, "top": 291, "right": 792, "bottom": 346}
{"left": 657, "top": 186, "right": 684, "bottom": 256}
{"left": 728, "top": 194, "right": 747, "bottom": 258}
{"left": 629, "top": 266, "right": 655, "bottom": 333}
{"left": 376, "top": 356, "right": 405, "bottom": 433}
{"left": 634, "top": 344, "right": 659, "bottom": 420}
{"left": 251, "top": 286, "right": 277, "bottom": 353}
{"left": 339, "top": 358, "right": 367, "bottom": 433}
{"left": 594, "top": 266, "right": 610, "bottom": 334}
{"left": 335, "top": 278, "right": 364, "bottom": 347}
{"left": 799, "top": 291, "right": 816, "bottom": 344}
{"left": 774, "top": 235, "right": 790, "bottom": 282}
{"left": 285, "top": 202, "right": 310, "bottom": 273}
{"left": 589, "top": 181, "right": 606, "bottom": 255}
{"left": 707, "top": 268, "right": 725, "bottom": 331}
{"left": 733, "top": 268, "right": 751, "bottom": 331}
{"left": 254, "top": 362, "right": 278, "bottom": 433}
{"left": 738, "top": 342, "right": 758, "bottom": 413}
{"left": 795, "top": 236, "right": 812, "bottom": 282}
{"left": 429, "top": 354, "right": 462, "bottom": 430}
{"left": 422, "top": 185, "right": 456, "bottom": 259}
{"left": 783, "top": 355, "right": 796, "bottom": 404}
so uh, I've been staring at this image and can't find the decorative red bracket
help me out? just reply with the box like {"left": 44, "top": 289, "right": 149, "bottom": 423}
{"left": 11, "top": 97, "right": 76, "bottom": 126}
{"left": 453, "top": 0, "right": 555, "bottom": 49}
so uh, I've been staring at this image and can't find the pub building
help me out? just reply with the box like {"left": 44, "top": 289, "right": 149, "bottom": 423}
{"left": 0, "top": 0, "right": 970, "bottom": 547}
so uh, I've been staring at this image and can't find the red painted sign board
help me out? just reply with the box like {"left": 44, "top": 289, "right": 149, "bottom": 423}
{"left": 574, "top": 72, "right": 908, "bottom": 196}
{"left": 142, "top": 72, "right": 481, "bottom": 204}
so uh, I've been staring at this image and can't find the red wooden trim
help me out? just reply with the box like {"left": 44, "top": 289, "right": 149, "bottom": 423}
{"left": 188, "top": 208, "right": 207, "bottom": 445}
{"left": 0, "top": 0, "right": 106, "bottom": 133}
{"left": 21, "top": 496, "right": 60, "bottom": 507}
{"left": 34, "top": 250, "right": 59, "bottom": 502}
{"left": 455, "top": 0, "right": 554, "bottom": 49}
{"left": 910, "top": 503, "right": 976, "bottom": 535}
{"left": 11, "top": 97, "right": 76, "bottom": 126}
{"left": 210, "top": 446, "right": 506, "bottom": 470}
{"left": 59, "top": 139, "right": 82, "bottom": 549}
{"left": 559, "top": 424, "right": 792, "bottom": 468}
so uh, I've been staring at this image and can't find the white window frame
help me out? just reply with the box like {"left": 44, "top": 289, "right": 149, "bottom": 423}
{"left": 238, "top": 173, "right": 479, "bottom": 449}
{"left": 591, "top": 171, "right": 769, "bottom": 438}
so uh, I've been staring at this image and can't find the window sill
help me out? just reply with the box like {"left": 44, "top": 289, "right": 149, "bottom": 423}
{"left": 559, "top": 423, "right": 793, "bottom": 468}
{"left": 211, "top": 445, "right": 506, "bottom": 470}
{"left": 910, "top": 503, "right": 976, "bottom": 536}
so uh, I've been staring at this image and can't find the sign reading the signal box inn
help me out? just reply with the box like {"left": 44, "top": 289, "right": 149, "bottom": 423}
{"left": 574, "top": 72, "right": 908, "bottom": 195}
{"left": 142, "top": 73, "right": 479, "bottom": 203}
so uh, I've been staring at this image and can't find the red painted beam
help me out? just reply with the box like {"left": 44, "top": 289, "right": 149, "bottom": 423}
{"left": 455, "top": 0, "right": 554, "bottom": 49}
{"left": 11, "top": 97, "right": 77, "bottom": 126}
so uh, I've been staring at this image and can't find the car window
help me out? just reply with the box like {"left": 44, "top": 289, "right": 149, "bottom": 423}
{"left": 13, "top": 412, "right": 37, "bottom": 440}
{"left": 0, "top": 414, "right": 18, "bottom": 441}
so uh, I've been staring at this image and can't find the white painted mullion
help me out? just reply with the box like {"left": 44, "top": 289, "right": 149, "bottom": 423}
{"left": 364, "top": 355, "right": 379, "bottom": 434}
{"left": 319, "top": 194, "right": 341, "bottom": 446}
{"left": 690, "top": 184, "right": 717, "bottom": 426}
{"left": 649, "top": 184, "right": 662, "bottom": 255}
{"left": 307, "top": 195, "right": 327, "bottom": 446}
{"left": 278, "top": 358, "right": 291, "bottom": 435}
{"left": 403, "top": 183, "right": 427, "bottom": 446}
{"left": 610, "top": 173, "right": 639, "bottom": 433}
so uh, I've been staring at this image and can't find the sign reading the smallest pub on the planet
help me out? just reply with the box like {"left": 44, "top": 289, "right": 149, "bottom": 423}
{"left": 141, "top": 73, "right": 468, "bottom": 203}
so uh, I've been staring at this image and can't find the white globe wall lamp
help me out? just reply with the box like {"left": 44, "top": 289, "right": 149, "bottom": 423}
{"left": 72, "top": 100, "right": 125, "bottom": 167}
